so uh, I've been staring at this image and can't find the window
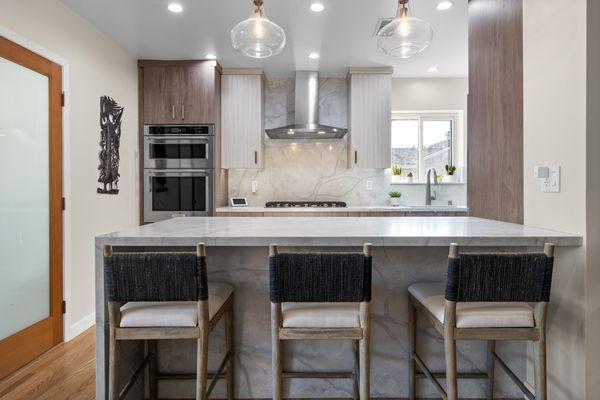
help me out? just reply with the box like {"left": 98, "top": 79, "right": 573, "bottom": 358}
{"left": 391, "top": 113, "right": 455, "bottom": 180}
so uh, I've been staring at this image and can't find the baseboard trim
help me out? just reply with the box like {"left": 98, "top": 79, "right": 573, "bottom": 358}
{"left": 65, "top": 313, "right": 95, "bottom": 342}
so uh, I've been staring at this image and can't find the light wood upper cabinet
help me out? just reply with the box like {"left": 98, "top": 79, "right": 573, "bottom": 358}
{"left": 140, "top": 61, "right": 219, "bottom": 125}
{"left": 348, "top": 68, "right": 392, "bottom": 169}
{"left": 221, "top": 70, "right": 264, "bottom": 169}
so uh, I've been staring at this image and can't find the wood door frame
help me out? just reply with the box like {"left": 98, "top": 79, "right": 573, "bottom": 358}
{"left": 0, "top": 35, "right": 63, "bottom": 380}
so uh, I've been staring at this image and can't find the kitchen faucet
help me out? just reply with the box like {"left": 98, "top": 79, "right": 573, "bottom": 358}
{"left": 426, "top": 168, "right": 438, "bottom": 205}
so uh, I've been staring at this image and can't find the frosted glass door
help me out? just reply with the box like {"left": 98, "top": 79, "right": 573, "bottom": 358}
{"left": 0, "top": 57, "right": 50, "bottom": 340}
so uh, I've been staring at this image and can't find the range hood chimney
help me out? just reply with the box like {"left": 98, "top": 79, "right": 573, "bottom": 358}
{"left": 265, "top": 71, "right": 347, "bottom": 139}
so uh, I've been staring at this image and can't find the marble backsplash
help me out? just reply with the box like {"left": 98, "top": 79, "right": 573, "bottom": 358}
{"left": 227, "top": 77, "right": 467, "bottom": 207}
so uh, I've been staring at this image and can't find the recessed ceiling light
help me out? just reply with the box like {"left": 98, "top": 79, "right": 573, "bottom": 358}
{"left": 308, "top": 52, "right": 320, "bottom": 59}
{"left": 428, "top": 66, "right": 439, "bottom": 72}
{"left": 310, "top": 2, "right": 325, "bottom": 12}
{"left": 205, "top": 54, "right": 217, "bottom": 60}
{"left": 168, "top": 3, "right": 183, "bottom": 13}
{"left": 436, "top": 1, "right": 454, "bottom": 10}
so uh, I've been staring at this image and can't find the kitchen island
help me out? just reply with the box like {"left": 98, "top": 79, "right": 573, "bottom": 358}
{"left": 95, "top": 217, "right": 581, "bottom": 399}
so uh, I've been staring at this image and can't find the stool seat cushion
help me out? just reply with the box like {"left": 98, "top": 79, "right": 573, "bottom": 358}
{"left": 281, "top": 302, "right": 361, "bottom": 328}
{"left": 408, "top": 282, "right": 534, "bottom": 328}
{"left": 119, "top": 283, "right": 233, "bottom": 328}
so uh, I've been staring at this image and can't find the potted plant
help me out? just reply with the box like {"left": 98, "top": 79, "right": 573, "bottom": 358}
{"left": 389, "top": 191, "right": 402, "bottom": 207}
{"left": 445, "top": 165, "right": 457, "bottom": 183}
{"left": 390, "top": 165, "right": 403, "bottom": 184}
{"left": 406, "top": 172, "right": 414, "bottom": 183}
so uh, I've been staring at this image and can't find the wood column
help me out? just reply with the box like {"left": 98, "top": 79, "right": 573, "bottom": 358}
{"left": 468, "top": 0, "right": 524, "bottom": 223}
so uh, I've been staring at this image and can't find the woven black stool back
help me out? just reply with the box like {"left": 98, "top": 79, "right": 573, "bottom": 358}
{"left": 269, "top": 248, "right": 372, "bottom": 303}
{"left": 104, "top": 248, "right": 208, "bottom": 302}
{"left": 445, "top": 247, "right": 554, "bottom": 303}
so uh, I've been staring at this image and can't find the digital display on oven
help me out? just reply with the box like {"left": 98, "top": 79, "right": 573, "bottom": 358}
{"left": 147, "top": 125, "right": 213, "bottom": 136}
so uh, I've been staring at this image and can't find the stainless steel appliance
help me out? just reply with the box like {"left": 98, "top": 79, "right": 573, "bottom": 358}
{"left": 265, "top": 201, "right": 347, "bottom": 208}
{"left": 144, "top": 125, "right": 214, "bottom": 169}
{"left": 143, "top": 125, "right": 215, "bottom": 223}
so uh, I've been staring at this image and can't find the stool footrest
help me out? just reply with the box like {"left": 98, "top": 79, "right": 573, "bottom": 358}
{"left": 282, "top": 371, "right": 355, "bottom": 380}
{"left": 493, "top": 352, "right": 535, "bottom": 400}
{"left": 415, "top": 371, "right": 489, "bottom": 380}
{"left": 119, "top": 353, "right": 152, "bottom": 400}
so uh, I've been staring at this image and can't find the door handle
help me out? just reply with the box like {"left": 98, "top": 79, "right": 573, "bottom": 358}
{"left": 354, "top": 150, "right": 358, "bottom": 164}
{"left": 171, "top": 105, "right": 175, "bottom": 120}
{"left": 181, "top": 105, "right": 185, "bottom": 120}
{"left": 254, "top": 151, "right": 258, "bottom": 164}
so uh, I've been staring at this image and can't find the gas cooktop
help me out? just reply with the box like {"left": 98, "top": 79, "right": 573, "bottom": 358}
{"left": 265, "top": 201, "right": 347, "bottom": 208}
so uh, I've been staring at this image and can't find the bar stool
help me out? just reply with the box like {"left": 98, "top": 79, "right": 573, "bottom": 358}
{"left": 269, "top": 244, "right": 373, "bottom": 400}
{"left": 407, "top": 243, "right": 555, "bottom": 400}
{"left": 104, "top": 243, "right": 234, "bottom": 400}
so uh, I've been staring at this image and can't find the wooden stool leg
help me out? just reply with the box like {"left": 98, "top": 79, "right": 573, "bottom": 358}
{"left": 271, "top": 303, "right": 282, "bottom": 400}
{"left": 444, "top": 301, "right": 458, "bottom": 400}
{"left": 408, "top": 300, "right": 417, "bottom": 400}
{"left": 359, "top": 302, "right": 370, "bottom": 400}
{"left": 196, "top": 300, "right": 209, "bottom": 400}
{"left": 533, "top": 338, "right": 547, "bottom": 400}
{"left": 353, "top": 340, "right": 360, "bottom": 400}
{"left": 108, "top": 328, "right": 120, "bottom": 400}
{"left": 196, "top": 329, "right": 209, "bottom": 400}
{"left": 226, "top": 300, "right": 235, "bottom": 400}
{"left": 149, "top": 340, "right": 158, "bottom": 400}
{"left": 108, "top": 302, "right": 121, "bottom": 400}
{"left": 487, "top": 340, "right": 495, "bottom": 400}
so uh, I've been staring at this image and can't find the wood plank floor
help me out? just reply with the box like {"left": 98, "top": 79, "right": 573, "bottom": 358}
{"left": 0, "top": 327, "right": 95, "bottom": 400}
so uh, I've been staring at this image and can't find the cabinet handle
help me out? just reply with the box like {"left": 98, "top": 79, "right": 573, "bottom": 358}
{"left": 254, "top": 151, "right": 258, "bottom": 164}
{"left": 171, "top": 105, "right": 175, "bottom": 120}
{"left": 354, "top": 150, "right": 358, "bottom": 164}
{"left": 181, "top": 105, "right": 185, "bottom": 120}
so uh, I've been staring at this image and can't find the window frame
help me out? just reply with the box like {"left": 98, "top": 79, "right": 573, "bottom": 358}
{"left": 391, "top": 112, "right": 457, "bottom": 181}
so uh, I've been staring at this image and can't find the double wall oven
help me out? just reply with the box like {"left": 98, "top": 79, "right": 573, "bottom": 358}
{"left": 143, "top": 125, "right": 214, "bottom": 223}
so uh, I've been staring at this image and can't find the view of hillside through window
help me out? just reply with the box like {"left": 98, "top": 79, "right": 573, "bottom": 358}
{"left": 391, "top": 116, "right": 453, "bottom": 180}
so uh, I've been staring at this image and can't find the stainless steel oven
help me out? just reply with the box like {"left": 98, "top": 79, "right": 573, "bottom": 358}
{"left": 144, "top": 125, "right": 214, "bottom": 169}
{"left": 144, "top": 169, "right": 214, "bottom": 222}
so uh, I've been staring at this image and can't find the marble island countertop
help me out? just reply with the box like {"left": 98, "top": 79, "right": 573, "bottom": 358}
{"left": 96, "top": 216, "right": 582, "bottom": 247}
{"left": 216, "top": 205, "right": 468, "bottom": 213}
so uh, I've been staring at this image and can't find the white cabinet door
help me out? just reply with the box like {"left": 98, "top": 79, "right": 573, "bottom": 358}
{"left": 348, "top": 72, "right": 392, "bottom": 169}
{"left": 221, "top": 73, "right": 264, "bottom": 169}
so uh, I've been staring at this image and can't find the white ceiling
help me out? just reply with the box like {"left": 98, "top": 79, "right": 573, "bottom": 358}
{"left": 60, "top": 0, "right": 468, "bottom": 77}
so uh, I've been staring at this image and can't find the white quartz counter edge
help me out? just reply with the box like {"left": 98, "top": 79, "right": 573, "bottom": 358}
{"left": 216, "top": 206, "right": 469, "bottom": 213}
{"left": 96, "top": 216, "right": 582, "bottom": 247}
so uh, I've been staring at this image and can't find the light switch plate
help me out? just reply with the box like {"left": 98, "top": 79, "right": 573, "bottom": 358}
{"left": 540, "top": 166, "right": 560, "bottom": 193}
{"left": 251, "top": 180, "right": 258, "bottom": 193}
{"left": 366, "top": 180, "right": 373, "bottom": 191}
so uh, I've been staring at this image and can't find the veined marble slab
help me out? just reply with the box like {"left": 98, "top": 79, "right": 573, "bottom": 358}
{"left": 96, "top": 216, "right": 582, "bottom": 247}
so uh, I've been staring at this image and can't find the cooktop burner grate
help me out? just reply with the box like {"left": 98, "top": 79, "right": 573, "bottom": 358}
{"left": 265, "top": 201, "right": 347, "bottom": 208}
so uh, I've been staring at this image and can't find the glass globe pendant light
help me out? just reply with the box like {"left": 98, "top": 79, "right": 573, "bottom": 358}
{"left": 231, "top": 0, "right": 286, "bottom": 59}
{"left": 376, "top": 0, "right": 433, "bottom": 58}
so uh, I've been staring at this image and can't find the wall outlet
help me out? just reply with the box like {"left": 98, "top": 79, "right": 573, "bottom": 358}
{"left": 366, "top": 180, "right": 373, "bottom": 191}
{"left": 251, "top": 180, "right": 259, "bottom": 193}
{"left": 535, "top": 166, "right": 560, "bottom": 193}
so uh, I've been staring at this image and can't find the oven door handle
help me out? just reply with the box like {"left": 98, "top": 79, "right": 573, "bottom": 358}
{"left": 147, "top": 136, "right": 211, "bottom": 143}
{"left": 148, "top": 170, "right": 212, "bottom": 177}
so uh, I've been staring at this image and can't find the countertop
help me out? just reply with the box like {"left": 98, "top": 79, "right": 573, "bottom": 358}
{"left": 96, "top": 216, "right": 582, "bottom": 247}
{"left": 216, "top": 205, "right": 469, "bottom": 213}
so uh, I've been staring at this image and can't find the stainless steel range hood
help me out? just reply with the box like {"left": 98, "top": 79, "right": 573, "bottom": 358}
{"left": 265, "top": 71, "right": 347, "bottom": 139}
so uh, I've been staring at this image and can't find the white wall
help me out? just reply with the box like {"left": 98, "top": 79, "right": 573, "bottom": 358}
{"left": 392, "top": 77, "right": 468, "bottom": 169}
{"left": 0, "top": 0, "right": 139, "bottom": 340}
{"left": 523, "top": 0, "right": 589, "bottom": 397}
